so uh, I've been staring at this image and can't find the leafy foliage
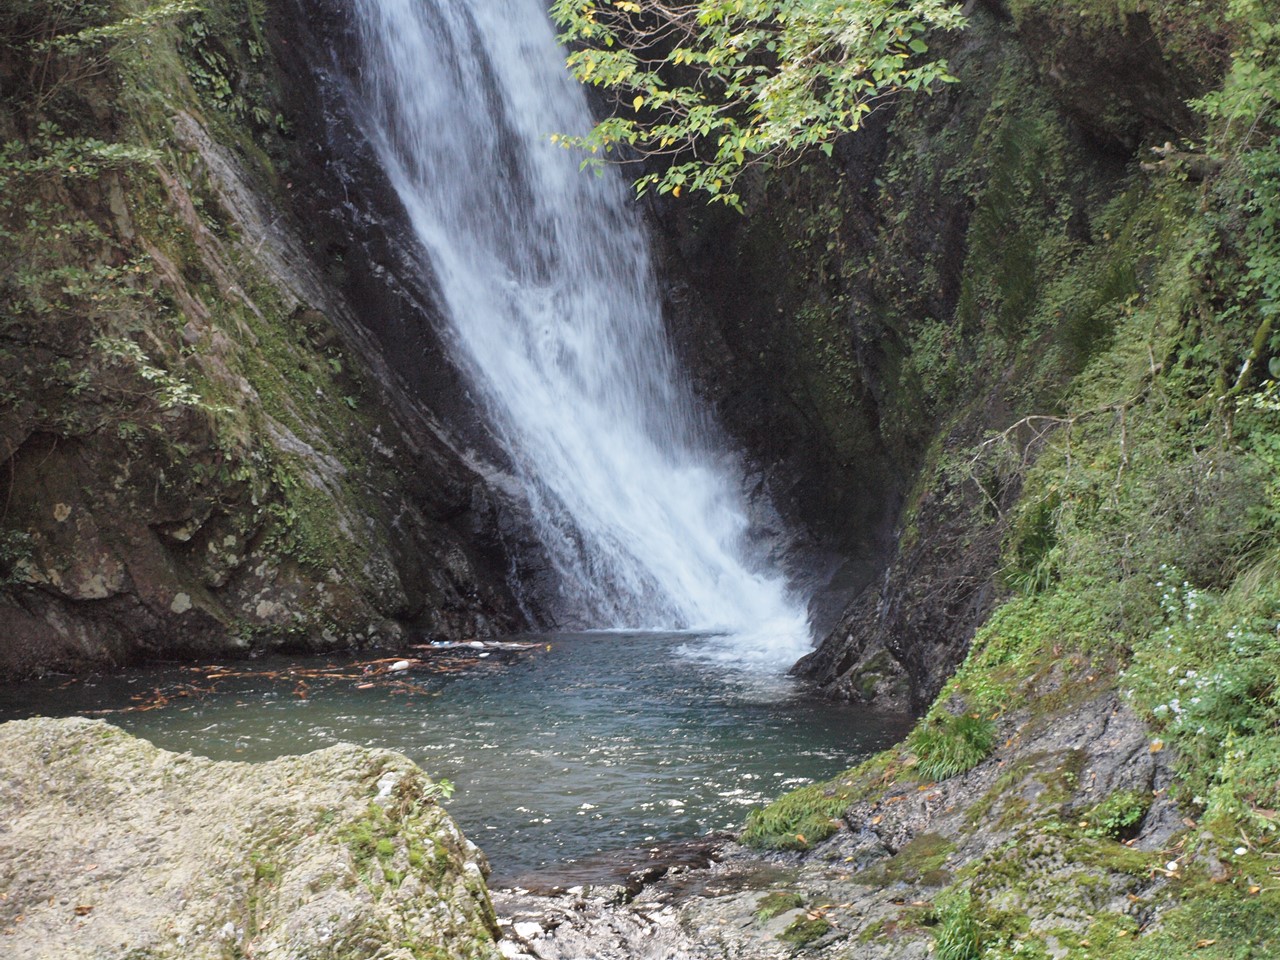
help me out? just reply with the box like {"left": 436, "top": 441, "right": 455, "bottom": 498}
{"left": 550, "top": 0, "right": 965, "bottom": 205}
{"left": 1079, "top": 789, "right": 1151, "bottom": 841}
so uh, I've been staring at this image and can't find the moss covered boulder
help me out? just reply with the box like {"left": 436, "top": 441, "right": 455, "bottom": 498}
{"left": 0, "top": 717, "right": 501, "bottom": 959}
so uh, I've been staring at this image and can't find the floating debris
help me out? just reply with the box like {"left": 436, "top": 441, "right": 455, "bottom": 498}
{"left": 70, "top": 644, "right": 544, "bottom": 716}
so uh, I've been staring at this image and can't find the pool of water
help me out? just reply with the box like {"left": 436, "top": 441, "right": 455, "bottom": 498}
{"left": 0, "top": 632, "right": 910, "bottom": 883}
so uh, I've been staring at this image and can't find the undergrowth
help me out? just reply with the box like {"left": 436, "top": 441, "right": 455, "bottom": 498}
{"left": 743, "top": 5, "right": 1280, "bottom": 957}
{"left": 907, "top": 713, "right": 996, "bottom": 781}
{"left": 741, "top": 753, "right": 897, "bottom": 849}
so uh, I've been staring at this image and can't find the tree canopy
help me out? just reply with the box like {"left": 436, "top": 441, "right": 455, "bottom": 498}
{"left": 550, "top": 0, "right": 966, "bottom": 206}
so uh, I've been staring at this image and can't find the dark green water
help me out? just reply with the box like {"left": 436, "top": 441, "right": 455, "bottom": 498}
{"left": 0, "top": 632, "right": 909, "bottom": 884}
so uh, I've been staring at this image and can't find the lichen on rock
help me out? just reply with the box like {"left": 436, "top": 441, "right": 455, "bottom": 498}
{"left": 0, "top": 717, "right": 501, "bottom": 959}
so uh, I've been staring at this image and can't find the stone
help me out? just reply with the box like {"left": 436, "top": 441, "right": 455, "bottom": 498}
{"left": 0, "top": 718, "right": 501, "bottom": 960}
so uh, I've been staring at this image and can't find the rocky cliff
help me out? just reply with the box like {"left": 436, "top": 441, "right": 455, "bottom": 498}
{"left": 609, "top": 2, "right": 1280, "bottom": 957}
{"left": 654, "top": 0, "right": 1246, "bottom": 715}
{"left": 0, "top": 0, "right": 529, "bottom": 677}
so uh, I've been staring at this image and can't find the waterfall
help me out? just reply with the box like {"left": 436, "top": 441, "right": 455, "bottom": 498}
{"left": 346, "top": 0, "right": 810, "bottom": 665}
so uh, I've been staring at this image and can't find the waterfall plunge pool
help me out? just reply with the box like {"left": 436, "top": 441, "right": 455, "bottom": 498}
{"left": 0, "top": 632, "right": 910, "bottom": 885}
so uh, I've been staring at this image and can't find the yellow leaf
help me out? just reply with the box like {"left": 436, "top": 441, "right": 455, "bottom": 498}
{"left": 672, "top": 185, "right": 682, "bottom": 197}
{"left": 633, "top": 95, "right": 644, "bottom": 111}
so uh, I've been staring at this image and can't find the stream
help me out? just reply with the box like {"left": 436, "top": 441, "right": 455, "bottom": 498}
{"left": 0, "top": 634, "right": 908, "bottom": 886}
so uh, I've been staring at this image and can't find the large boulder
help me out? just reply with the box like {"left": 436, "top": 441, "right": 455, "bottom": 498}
{"left": 0, "top": 717, "right": 501, "bottom": 959}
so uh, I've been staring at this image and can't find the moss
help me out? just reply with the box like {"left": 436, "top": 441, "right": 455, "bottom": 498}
{"left": 860, "top": 833, "right": 956, "bottom": 888}
{"left": 1107, "top": 891, "right": 1280, "bottom": 960}
{"left": 848, "top": 649, "right": 908, "bottom": 701}
{"left": 755, "top": 891, "right": 805, "bottom": 922}
{"left": 777, "top": 915, "right": 833, "bottom": 948}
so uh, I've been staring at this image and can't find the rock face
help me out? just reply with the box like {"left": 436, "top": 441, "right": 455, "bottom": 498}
{"left": 0, "top": 2, "right": 527, "bottom": 677}
{"left": 0, "top": 717, "right": 501, "bottom": 960}
{"left": 655, "top": 2, "right": 1227, "bottom": 710}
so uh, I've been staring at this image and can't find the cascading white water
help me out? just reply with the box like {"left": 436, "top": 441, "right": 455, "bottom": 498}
{"left": 347, "top": 0, "right": 810, "bottom": 664}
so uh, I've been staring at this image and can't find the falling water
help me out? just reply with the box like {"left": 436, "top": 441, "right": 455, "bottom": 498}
{"left": 346, "top": 0, "right": 809, "bottom": 664}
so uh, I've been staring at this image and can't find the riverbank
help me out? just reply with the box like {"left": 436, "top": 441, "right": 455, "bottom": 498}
{"left": 489, "top": 681, "right": 1198, "bottom": 960}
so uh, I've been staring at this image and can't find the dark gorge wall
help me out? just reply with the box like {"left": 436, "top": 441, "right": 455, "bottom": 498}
{"left": 0, "top": 0, "right": 530, "bottom": 676}
{"left": 652, "top": 1, "right": 1224, "bottom": 710}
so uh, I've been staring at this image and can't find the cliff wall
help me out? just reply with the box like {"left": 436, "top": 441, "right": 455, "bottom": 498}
{"left": 0, "top": 0, "right": 528, "bottom": 676}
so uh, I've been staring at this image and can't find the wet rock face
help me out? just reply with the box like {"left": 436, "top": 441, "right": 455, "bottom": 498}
{"left": 0, "top": 1, "right": 536, "bottom": 676}
{"left": 266, "top": 0, "right": 570, "bottom": 628}
{"left": 791, "top": 414, "right": 1019, "bottom": 713}
{"left": 722, "top": 2, "right": 1221, "bottom": 709}
{"left": 1007, "top": 7, "right": 1207, "bottom": 156}
{"left": 0, "top": 717, "right": 501, "bottom": 960}
{"left": 646, "top": 118, "right": 904, "bottom": 636}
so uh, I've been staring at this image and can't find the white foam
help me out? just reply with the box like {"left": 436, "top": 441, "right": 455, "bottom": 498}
{"left": 350, "top": 0, "right": 812, "bottom": 659}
